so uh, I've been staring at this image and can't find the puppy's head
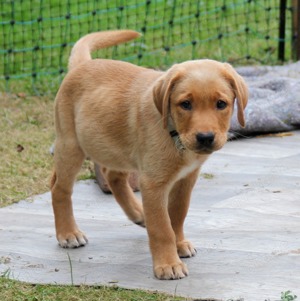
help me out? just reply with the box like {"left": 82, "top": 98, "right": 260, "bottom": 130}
{"left": 153, "top": 60, "right": 248, "bottom": 154}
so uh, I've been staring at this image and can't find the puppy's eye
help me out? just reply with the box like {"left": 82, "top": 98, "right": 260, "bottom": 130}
{"left": 180, "top": 100, "right": 192, "bottom": 111}
{"left": 216, "top": 100, "right": 227, "bottom": 110}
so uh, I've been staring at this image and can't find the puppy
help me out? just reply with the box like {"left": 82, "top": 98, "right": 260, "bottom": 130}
{"left": 51, "top": 30, "right": 248, "bottom": 280}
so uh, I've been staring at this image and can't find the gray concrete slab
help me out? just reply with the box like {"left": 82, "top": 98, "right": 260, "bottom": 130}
{"left": 1, "top": 131, "right": 300, "bottom": 300}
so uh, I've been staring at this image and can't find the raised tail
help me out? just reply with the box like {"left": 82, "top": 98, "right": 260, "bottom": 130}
{"left": 68, "top": 30, "right": 141, "bottom": 71}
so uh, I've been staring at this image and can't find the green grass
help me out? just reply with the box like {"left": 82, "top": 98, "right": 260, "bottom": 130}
{"left": 0, "top": 92, "right": 95, "bottom": 207}
{"left": 0, "top": 276, "right": 187, "bottom": 301}
{"left": 0, "top": 276, "right": 297, "bottom": 301}
{"left": 1, "top": 0, "right": 293, "bottom": 94}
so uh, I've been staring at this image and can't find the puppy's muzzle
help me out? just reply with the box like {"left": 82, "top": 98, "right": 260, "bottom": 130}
{"left": 195, "top": 132, "right": 215, "bottom": 152}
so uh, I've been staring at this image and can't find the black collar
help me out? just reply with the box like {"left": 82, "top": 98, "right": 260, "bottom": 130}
{"left": 167, "top": 118, "right": 186, "bottom": 151}
{"left": 169, "top": 130, "right": 179, "bottom": 138}
{"left": 168, "top": 129, "right": 186, "bottom": 151}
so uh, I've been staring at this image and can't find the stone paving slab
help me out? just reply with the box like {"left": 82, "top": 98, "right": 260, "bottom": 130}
{"left": 0, "top": 132, "right": 300, "bottom": 301}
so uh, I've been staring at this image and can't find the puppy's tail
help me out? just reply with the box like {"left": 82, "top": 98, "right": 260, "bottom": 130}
{"left": 68, "top": 30, "right": 141, "bottom": 71}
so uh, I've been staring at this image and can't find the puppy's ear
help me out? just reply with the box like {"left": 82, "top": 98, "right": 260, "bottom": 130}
{"left": 223, "top": 63, "right": 248, "bottom": 127}
{"left": 153, "top": 68, "right": 182, "bottom": 128}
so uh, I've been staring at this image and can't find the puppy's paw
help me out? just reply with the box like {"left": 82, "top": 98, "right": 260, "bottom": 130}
{"left": 134, "top": 219, "right": 146, "bottom": 228}
{"left": 154, "top": 261, "right": 188, "bottom": 280}
{"left": 57, "top": 230, "right": 88, "bottom": 248}
{"left": 130, "top": 205, "right": 145, "bottom": 227}
{"left": 177, "top": 240, "right": 197, "bottom": 258}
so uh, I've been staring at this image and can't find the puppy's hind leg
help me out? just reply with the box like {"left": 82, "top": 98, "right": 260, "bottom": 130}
{"left": 51, "top": 137, "right": 87, "bottom": 248}
{"left": 104, "top": 169, "right": 145, "bottom": 227}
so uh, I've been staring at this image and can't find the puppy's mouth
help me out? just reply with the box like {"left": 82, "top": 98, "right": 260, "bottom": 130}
{"left": 194, "top": 139, "right": 225, "bottom": 154}
{"left": 185, "top": 143, "right": 215, "bottom": 155}
{"left": 170, "top": 130, "right": 223, "bottom": 155}
{"left": 194, "top": 147, "right": 214, "bottom": 155}
{"left": 171, "top": 136, "right": 214, "bottom": 155}
{"left": 177, "top": 133, "right": 224, "bottom": 155}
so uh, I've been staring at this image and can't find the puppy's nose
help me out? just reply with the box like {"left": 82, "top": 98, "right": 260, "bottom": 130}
{"left": 196, "top": 132, "right": 215, "bottom": 148}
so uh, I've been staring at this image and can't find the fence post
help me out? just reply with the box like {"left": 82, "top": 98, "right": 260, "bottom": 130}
{"left": 278, "top": 0, "right": 286, "bottom": 61}
{"left": 292, "top": 0, "right": 300, "bottom": 60}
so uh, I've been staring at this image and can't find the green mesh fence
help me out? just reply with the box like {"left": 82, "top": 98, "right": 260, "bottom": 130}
{"left": 0, "top": 0, "right": 294, "bottom": 94}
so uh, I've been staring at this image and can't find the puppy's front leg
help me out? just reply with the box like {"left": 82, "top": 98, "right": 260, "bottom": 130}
{"left": 141, "top": 177, "right": 188, "bottom": 280}
{"left": 168, "top": 169, "right": 199, "bottom": 258}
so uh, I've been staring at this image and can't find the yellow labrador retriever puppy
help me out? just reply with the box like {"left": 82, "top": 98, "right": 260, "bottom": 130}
{"left": 51, "top": 30, "right": 248, "bottom": 280}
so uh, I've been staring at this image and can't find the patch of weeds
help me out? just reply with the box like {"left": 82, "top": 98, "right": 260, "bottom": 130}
{"left": 26, "top": 114, "right": 42, "bottom": 126}
{"left": 77, "top": 160, "right": 96, "bottom": 181}
{"left": 0, "top": 277, "right": 188, "bottom": 301}
{"left": 77, "top": 171, "right": 96, "bottom": 181}
{"left": 0, "top": 256, "right": 11, "bottom": 264}
{"left": 0, "top": 268, "right": 12, "bottom": 278}
{"left": 281, "top": 291, "right": 297, "bottom": 301}
{"left": 201, "top": 173, "right": 215, "bottom": 180}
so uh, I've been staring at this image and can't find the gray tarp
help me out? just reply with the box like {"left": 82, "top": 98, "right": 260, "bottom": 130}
{"left": 230, "top": 61, "right": 300, "bottom": 137}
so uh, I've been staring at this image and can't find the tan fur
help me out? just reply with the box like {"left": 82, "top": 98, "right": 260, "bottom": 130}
{"left": 51, "top": 30, "right": 248, "bottom": 280}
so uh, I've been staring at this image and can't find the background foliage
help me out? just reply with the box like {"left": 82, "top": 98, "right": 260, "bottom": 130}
{"left": 0, "top": 0, "right": 294, "bottom": 94}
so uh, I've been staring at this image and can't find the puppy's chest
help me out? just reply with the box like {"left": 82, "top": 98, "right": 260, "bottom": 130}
{"left": 175, "top": 160, "right": 201, "bottom": 181}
